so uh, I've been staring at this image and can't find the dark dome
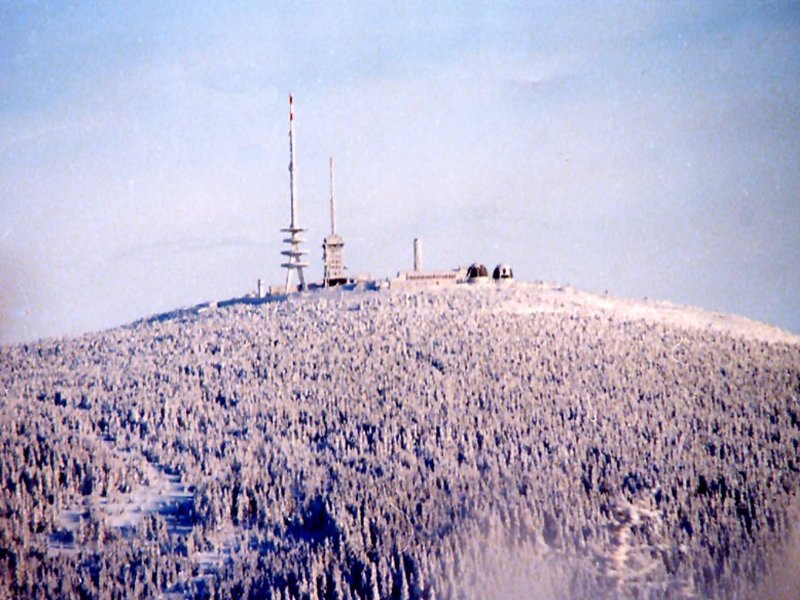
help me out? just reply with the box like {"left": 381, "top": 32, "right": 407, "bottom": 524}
{"left": 493, "top": 264, "right": 514, "bottom": 280}
{"left": 467, "top": 263, "right": 489, "bottom": 279}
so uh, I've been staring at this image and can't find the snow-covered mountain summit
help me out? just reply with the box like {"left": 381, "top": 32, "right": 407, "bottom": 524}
{"left": 1, "top": 283, "right": 798, "bottom": 598}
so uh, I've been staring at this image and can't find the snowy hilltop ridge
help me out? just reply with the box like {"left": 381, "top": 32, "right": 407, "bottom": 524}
{"left": 1, "top": 283, "right": 799, "bottom": 599}
{"left": 136, "top": 281, "right": 799, "bottom": 347}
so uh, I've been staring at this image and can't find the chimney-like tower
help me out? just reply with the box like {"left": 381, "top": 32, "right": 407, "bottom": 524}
{"left": 323, "top": 157, "right": 347, "bottom": 286}
{"left": 280, "top": 94, "right": 308, "bottom": 292}
{"left": 413, "top": 238, "right": 422, "bottom": 272}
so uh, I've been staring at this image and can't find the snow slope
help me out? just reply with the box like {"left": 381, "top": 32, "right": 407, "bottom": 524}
{"left": 1, "top": 282, "right": 799, "bottom": 599}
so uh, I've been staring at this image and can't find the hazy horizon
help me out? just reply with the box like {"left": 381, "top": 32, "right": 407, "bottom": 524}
{"left": 2, "top": 1, "right": 799, "bottom": 344}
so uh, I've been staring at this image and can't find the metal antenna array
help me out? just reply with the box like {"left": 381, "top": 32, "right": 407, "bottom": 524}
{"left": 281, "top": 94, "right": 308, "bottom": 292}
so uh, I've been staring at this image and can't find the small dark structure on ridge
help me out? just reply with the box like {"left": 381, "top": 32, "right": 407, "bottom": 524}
{"left": 467, "top": 263, "right": 489, "bottom": 281}
{"left": 493, "top": 264, "right": 514, "bottom": 280}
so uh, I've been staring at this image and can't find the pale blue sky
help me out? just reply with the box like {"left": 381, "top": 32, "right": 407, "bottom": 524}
{"left": 1, "top": 1, "right": 799, "bottom": 343}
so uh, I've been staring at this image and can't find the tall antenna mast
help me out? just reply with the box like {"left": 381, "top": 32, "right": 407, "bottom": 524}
{"left": 280, "top": 93, "right": 308, "bottom": 291}
{"left": 289, "top": 94, "right": 298, "bottom": 229}
{"left": 329, "top": 157, "right": 336, "bottom": 236}
{"left": 322, "top": 155, "right": 347, "bottom": 287}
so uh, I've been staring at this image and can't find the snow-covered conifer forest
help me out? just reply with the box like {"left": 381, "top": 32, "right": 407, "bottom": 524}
{"left": 1, "top": 283, "right": 798, "bottom": 599}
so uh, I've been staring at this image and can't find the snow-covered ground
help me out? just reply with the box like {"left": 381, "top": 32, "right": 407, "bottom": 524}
{"left": 493, "top": 281, "right": 800, "bottom": 345}
{"left": 49, "top": 441, "right": 194, "bottom": 558}
{"left": 147, "top": 279, "right": 800, "bottom": 347}
{"left": 2, "top": 280, "right": 799, "bottom": 598}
